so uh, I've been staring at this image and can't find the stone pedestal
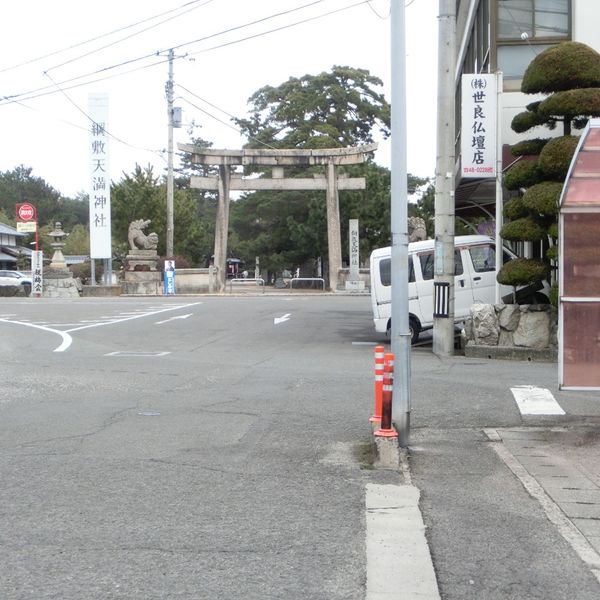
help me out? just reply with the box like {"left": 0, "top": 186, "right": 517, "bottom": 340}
{"left": 43, "top": 268, "right": 80, "bottom": 298}
{"left": 126, "top": 250, "right": 159, "bottom": 271}
{"left": 123, "top": 271, "right": 162, "bottom": 295}
{"left": 345, "top": 279, "right": 365, "bottom": 292}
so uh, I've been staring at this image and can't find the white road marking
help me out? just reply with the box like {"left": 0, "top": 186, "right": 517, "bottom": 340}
{"left": 104, "top": 351, "right": 170, "bottom": 357}
{"left": 510, "top": 386, "right": 565, "bottom": 415}
{"left": 155, "top": 313, "right": 192, "bottom": 325}
{"left": 0, "top": 319, "right": 73, "bottom": 352}
{"left": 0, "top": 302, "right": 202, "bottom": 352}
{"left": 274, "top": 313, "right": 291, "bottom": 325}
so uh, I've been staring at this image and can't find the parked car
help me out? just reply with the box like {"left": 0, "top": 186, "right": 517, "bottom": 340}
{"left": 369, "top": 235, "right": 548, "bottom": 343}
{"left": 0, "top": 270, "right": 32, "bottom": 287}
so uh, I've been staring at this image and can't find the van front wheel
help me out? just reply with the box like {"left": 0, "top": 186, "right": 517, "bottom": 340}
{"left": 387, "top": 318, "right": 421, "bottom": 344}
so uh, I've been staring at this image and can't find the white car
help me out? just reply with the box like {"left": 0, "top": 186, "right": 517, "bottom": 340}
{"left": 0, "top": 270, "right": 32, "bottom": 287}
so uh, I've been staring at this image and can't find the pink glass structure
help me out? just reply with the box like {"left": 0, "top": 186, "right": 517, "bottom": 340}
{"left": 559, "top": 120, "right": 600, "bottom": 389}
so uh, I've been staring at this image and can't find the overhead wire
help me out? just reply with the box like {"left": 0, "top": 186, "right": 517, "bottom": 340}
{"left": 0, "top": 0, "right": 212, "bottom": 75}
{"left": 0, "top": 0, "right": 353, "bottom": 106}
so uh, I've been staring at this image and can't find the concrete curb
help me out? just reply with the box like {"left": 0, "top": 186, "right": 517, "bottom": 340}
{"left": 366, "top": 484, "right": 441, "bottom": 600}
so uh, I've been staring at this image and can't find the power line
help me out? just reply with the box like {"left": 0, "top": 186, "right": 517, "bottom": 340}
{"left": 0, "top": 0, "right": 354, "bottom": 106}
{"left": 187, "top": 0, "right": 369, "bottom": 57}
{"left": 177, "top": 89, "right": 278, "bottom": 150}
{"left": 42, "top": 71, "right": 166, "bottom": 161}
{"left": 0, "top": 0, "right": 212, "bottom": 75}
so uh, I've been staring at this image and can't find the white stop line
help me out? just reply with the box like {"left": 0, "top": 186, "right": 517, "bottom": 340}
{"left": 511, "top": 386, "right": 565, "bottom": 416}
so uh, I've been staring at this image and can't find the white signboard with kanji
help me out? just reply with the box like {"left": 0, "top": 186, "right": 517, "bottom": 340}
{"left": 461, "top": 74, "right": 497, "bottom": 179}
{"left": 88, "top": 93, "right": 112, "bottom": 258}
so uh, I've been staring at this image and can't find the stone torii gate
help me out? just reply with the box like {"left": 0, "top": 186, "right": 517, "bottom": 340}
{"left": 178, "top": 144, "right": 377, "bottom": 292}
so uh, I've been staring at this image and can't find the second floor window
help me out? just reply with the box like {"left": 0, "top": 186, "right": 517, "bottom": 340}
{"left": 498, "top": 0, "right": 569, "bottom": 41}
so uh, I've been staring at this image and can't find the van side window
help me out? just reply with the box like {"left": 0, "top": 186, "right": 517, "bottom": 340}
{"left": 469, "top": 245, "right": 495, "bottom": 272}
{"left": 379, "top": 257, "right": 415, "bottom": 287}
{"left": 420, "top": 251, "right": 463, "bottom": 279}
{"left": 454, "top": 250, "right": 464, "bottom": 276}
{"left": 420, "top": 253, "right": 434, "bottom": 280}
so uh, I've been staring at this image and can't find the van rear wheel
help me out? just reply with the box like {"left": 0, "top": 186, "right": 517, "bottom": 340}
{"left": 409, "top": 317, "right": 420, "bottom": 344}
{"left": 387, "top": 318, "right": 421, "bottom": 344}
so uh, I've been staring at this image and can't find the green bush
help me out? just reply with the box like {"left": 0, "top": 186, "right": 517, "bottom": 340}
{"left": 511, "top": 110, "right": 548, "bottom": 134}
{"left": 511, "top": 138, "right": 550, "bottom": 157}
{"left": 537, "top": 136, "right": 579, "bottom": 179}
{"left": 503, "top": 198, "right": 529, "bottom": 220}
{"left": 522, "top": 182, "right": 562, "bottom": 216}
{"left": 522, "top": 42, "right": 600, "bottom": 94}
{"left": 504, "top": 159, "right": 541, "bottom": 190}
{"left": 546, "top": 245, "right": 559, "bottom": 261}
{"left": 497, "top": 258, "right": 548, "bottom": 287}
{"left": 501, "top": 217, "right": 546, "bottom": 242}
{"left": 538, "top": 88, "right": 600, "bottom": 120}
{"left": 549, "top": 285, "right": 559, "bottom": 307}
{"left": 548, "top": 222, "right": 559, "bottom": 238}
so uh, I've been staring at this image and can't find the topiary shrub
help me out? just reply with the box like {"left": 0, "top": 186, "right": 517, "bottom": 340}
{"left": 511, "top": 138, "right": 550, "bottom": 157}
{"left": 521, "top": 182, "right": 562, "bottom": 216}
{"left": 511, "top": 109, "right": 548, "bottom": 133}
{"left": 503, "top": 159, "right": 541, "bottom": 190}
{"left": 503, "top": 198, "right": 529, "bottom": 220}
{"left": 501, "top": 217, "right": 546, "bottom": 242}
{"left": 546, "top": 245, "right": 559, "bottom": 261}
{"left": 537, "top": 136, "right": 579, "bottom": 179}
{"left": 497, "top": 258, "right": 548, "bottom": 287}
{"left": 522, "top": 42, "right": 600, "bottom": 94}
{"left": 538, "top": 88, "right": 600, "bottom": 121}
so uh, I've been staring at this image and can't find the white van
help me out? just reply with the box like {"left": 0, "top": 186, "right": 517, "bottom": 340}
{"left": 369, "top": 235, "right": 531, "bottom": 343}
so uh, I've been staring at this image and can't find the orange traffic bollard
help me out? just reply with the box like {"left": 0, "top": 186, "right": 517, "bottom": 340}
{"left": 375, "top": 353, "right": 397, "bottom": 438}
{"left": 369, "top": 345, "right": 385, "bottom": 423}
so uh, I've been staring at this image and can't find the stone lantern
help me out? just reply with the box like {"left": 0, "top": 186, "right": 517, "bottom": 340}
{"left": 43, "top": 222, "right": 80, "bottom": 298}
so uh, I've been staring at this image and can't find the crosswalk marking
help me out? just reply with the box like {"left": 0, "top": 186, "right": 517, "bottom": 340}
{"left": 511, "top": 386, "right": 565, "bottom": 416}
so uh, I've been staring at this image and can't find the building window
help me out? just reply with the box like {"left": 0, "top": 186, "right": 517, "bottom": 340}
{"left": 497, "top": 0, "right": 569, "bottom": 40}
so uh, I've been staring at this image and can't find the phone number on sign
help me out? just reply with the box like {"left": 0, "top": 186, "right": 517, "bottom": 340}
{"left": 463, "top": 166, "right": 494, "bottom": 174}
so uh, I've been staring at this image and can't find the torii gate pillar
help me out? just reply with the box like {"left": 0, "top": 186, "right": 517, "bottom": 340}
{"left": 181, "top": 144, "right": 376, "bottom": 292}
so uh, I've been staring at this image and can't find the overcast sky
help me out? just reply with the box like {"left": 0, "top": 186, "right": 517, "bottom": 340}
{"left": 0, "top": 0, "right": 438, "bottom": 198}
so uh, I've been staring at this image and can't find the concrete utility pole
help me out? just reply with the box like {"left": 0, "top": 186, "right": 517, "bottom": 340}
{"left": 433, "top": 0, "right": 456, "bottom": 357}
{"left": 390, "top": 0, "right": 411, "bottom": 447}
{"left": 166, "top": 48, "right": 175, "bottom": 259}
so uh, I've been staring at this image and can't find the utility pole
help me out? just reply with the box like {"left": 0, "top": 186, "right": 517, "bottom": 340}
{"left": 166, "top": 48, "right": 175, "bottom": 259}
{"left": 390, "top": 0, "right": 411, "bottom": 447}
{"left": 432, "top": 0, "right": 456, "bottom": 357}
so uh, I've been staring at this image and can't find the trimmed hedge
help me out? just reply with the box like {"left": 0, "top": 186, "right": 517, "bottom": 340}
{"left": 538, "top": 88, "right": 600, "bottom": 120}
{"left": 504, "top": 159, "right": 541, "bottom": 190}
{"left": 500, "top": 217, "right": 546, "bottom": 242}
{"left": 522, "top": 42, "right": 600, "bottom": 94}
{"left": 497, "top": 258, "right": 548, "bottom": 287}
{"left": 537, "top": 136, "right": 578, "bottom": 179}
{"left": 510, "top": 138, "right": 550, "bottom": 157}
{"left": 503, "top": 197, "right": 529, "bottom": 220}
{"left": 511, "top": 109, "right": 548, "bottom": 133}
{"left": 522, "top": 182, "right": 562, "bottom": 216}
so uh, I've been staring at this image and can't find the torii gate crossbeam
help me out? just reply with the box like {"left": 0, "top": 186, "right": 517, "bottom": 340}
{"left": 179, "top": 144, "right": 377, "bottom": 292}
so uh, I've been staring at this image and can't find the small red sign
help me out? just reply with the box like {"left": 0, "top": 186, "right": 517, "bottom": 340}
{"left": 17, "top": 202, "right": 36, "bottom": 221}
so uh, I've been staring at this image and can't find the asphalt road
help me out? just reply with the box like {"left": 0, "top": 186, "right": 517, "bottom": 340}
{"left": 2, "top": 295, "right": 600, "bottom": 599}
{"left": 0, "top": 295, "right": 398, "bottom": 600}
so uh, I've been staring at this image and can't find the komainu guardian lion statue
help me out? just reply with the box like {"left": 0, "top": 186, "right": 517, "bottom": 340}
{"left": 128, "top": 219, "right": 159, "bottom": 251}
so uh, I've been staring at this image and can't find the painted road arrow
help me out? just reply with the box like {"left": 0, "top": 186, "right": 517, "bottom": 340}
{"left": 274, "top": 313, "right": 291, "bottom": 325}
{"left": 155, "top": 313, "right": 193, "bottom": 325}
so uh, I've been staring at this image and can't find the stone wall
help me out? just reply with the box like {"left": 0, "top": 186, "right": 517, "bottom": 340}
{"left": 463, "top": 303, "right": 558, "bottom": 361}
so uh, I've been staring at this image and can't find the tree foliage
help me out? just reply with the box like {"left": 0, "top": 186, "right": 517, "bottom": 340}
{"left": 235, "top": 65, "right": 390, "bottom": 150}
{"left": 500, "top": 42, "right": 600, "bottom": 296}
